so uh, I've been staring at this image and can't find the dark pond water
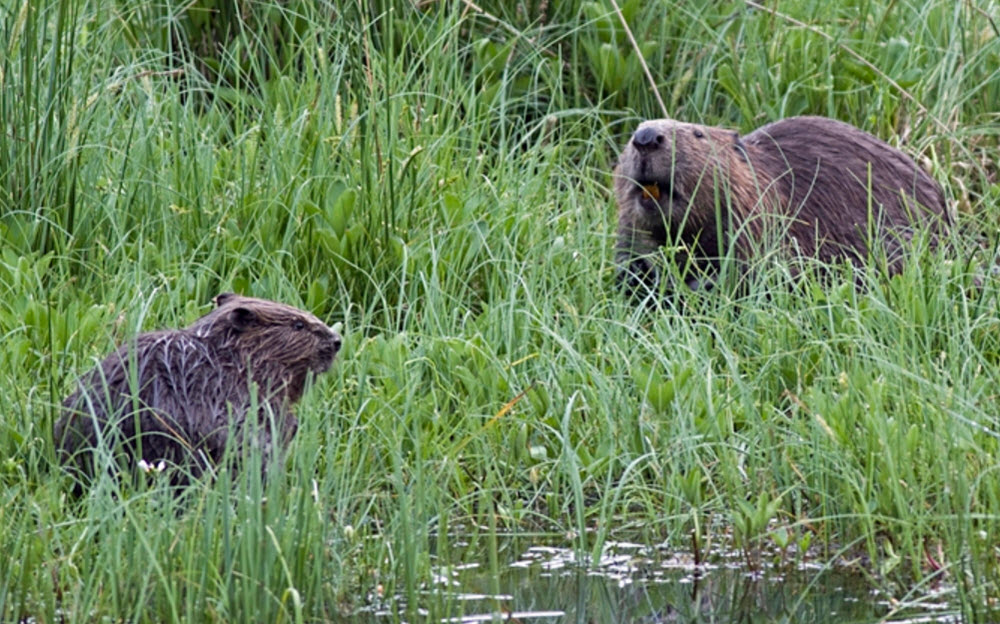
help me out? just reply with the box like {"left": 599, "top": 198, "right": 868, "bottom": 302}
{"left": 359, "top": 540, "right": 967, "bottom": 623}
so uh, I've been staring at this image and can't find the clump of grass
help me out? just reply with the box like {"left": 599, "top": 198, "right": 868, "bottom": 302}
{"left": 2, "top": 0, "right": 1000, "bottom": 621}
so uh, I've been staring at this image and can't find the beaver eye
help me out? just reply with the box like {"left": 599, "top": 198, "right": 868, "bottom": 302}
{"left": 293, "top": 320, "right": 305, "bottom": 330}
{"left": 693, "top": 129, "right": 704, "bottom": 138}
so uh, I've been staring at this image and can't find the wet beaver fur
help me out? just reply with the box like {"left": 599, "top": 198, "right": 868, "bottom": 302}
{"left": 54, "top": 293, "right": 342, "bottom": 488}
{"left": 614, "top": 115, "right": 948, "bottom": 295}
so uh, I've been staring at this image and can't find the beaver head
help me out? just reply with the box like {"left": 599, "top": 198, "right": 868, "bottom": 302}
{"left": 193, "top": 293, "right": 343, "bottom": 404}
{"left": 614, "top": 119, "right": 754, "bottom": 235}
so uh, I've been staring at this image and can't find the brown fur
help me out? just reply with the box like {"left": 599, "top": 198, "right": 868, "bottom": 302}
{"left": 54, "top": 294, "right": 342, "bottom": 487}
{"left": 614, "top": 116, "right": 948, "bottom": 294}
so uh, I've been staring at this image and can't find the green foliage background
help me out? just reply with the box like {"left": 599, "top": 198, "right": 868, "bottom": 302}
{"left": 2, "top": 0, "right": 1000, "bottom": 620}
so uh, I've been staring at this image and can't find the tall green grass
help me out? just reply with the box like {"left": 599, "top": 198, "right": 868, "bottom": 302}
{"left": 2, "top": 0, "right": 999, "bottom": 620}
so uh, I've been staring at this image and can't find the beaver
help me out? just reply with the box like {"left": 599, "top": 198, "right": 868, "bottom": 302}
{"left": 614, "top": 115, "right": 948, "bottom": 295}
{"left": 54, "top": 293, "right": 342, "bottom": 488}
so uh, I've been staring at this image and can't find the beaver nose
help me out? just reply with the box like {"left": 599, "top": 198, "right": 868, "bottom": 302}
{"left": 632, "top": 127, "right": 664, "bottom": 151}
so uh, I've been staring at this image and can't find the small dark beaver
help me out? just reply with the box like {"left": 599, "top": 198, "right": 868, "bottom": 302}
{"left": 614, "top": 116, "right": 948, "bottom": 294}
{"left": 54, "top": 293, "right": 342, "bottom": 487}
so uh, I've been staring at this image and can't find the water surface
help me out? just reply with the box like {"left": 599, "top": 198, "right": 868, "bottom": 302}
{"left": 360, "top": 540, "right": 964, "bottom": 623}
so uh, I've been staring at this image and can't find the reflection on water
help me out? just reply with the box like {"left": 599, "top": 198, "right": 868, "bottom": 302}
{"left": 360, "top": 540, "right": 964, "bottom": 623}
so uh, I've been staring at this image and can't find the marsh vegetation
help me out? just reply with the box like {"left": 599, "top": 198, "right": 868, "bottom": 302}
{"left": 2, "top": 0, "right": 999, "bottom": 621}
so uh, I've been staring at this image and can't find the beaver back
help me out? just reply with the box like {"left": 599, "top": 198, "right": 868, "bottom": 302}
{"left": 744, "top": 116, "right": 947, "bottom": 264}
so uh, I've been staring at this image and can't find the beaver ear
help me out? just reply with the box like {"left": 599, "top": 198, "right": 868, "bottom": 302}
{"left": 731, "top": 132, "right": 749, "bottom": 162}
{"left": 229, "top": 306, "right": 257, "bottom": 332}
{"left": 214, "top": 292, "right": 237, "bottom": 307}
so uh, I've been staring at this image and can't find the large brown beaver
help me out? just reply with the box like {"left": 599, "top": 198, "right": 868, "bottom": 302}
{"left": 54, "top": 293, "right": 342, "bottom": 488}
{"left": 614, "top": 115, "right": 948, "bottom": 295}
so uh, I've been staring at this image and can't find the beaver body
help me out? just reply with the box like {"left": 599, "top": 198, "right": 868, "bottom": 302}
{"left": 54, "top": 294, "right": 342, "bottom": 486}
{"left": 614, "top": 116, "right": 948, "bottom": 294}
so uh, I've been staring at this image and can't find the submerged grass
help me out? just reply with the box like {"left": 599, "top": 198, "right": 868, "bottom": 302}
{"left": 2, "top": 0, "right": 1000, "bottom": 620}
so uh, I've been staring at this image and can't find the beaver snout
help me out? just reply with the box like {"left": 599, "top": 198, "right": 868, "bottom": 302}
{"left": 316, "top": 329, "right": 343, "bottom": 371}
{"left": 632, "top": 126, "right": 665, "bottom": 152}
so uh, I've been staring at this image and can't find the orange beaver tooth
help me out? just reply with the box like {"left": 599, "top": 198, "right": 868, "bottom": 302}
{"left": 642, "top": 184, "right": 660, "bottom": 200}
